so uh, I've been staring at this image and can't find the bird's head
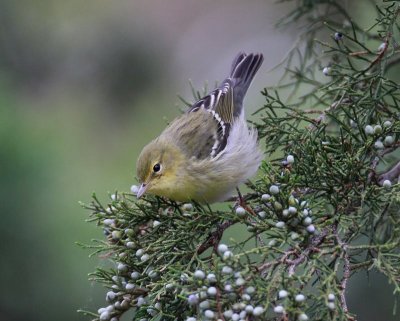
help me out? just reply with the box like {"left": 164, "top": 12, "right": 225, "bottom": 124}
{"left": 136, "top": 139, "right": 184, "bottom": 199}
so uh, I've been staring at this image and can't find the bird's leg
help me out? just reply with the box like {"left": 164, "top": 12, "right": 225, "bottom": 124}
{"left": 197, "top": 220, "right": 234, "bottom": 255}
{"left": 236, "top": 187, "right": 256, "bottom": 216}
{"left": 235, "top": 187, "right": 244, "bottom": 206}
{"left": 197, "top": 187, "right": 258, "bottom": 255}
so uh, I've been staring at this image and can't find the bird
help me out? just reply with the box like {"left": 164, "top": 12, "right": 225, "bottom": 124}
{"left": 135, "top": 52, "right": 263, "bottom": 203}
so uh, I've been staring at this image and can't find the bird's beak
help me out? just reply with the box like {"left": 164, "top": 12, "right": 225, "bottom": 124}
{"left": 136, "top": 183, "right": 148, "bottom": 199}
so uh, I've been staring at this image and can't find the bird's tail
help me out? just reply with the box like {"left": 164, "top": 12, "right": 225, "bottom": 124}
{"left": 229, "top": 52, "right": 264, "bottom": 117}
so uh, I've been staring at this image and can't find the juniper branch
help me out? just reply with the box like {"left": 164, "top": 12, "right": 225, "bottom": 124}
{"left": 80, "top": 2, "right": 400, "bottom": 321}
{"left": 379, "top": 160, "right": 400, "bottom": 184}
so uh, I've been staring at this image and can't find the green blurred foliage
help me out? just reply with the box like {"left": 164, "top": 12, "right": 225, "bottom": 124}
{"left": 0, "top": 1, "right": 172, "bottom": 320}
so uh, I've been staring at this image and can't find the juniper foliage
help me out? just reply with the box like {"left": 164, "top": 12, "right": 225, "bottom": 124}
{"left": 80, "top": 1, "right": 400, "bottom": 320}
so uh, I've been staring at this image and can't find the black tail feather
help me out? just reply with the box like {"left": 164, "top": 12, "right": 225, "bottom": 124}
{"left": 230, "top": 53, "right": 264, "bottom": 117}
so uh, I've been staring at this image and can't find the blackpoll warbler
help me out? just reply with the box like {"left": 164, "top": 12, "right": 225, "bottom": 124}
{"left": 136, "top": 52, "right": 263, "bottom": 202}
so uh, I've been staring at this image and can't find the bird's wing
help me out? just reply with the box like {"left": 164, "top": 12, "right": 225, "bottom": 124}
{"left": 162, "top": 109, "right": 225, "bottom": 160}
{"left": 187, "top": 53, "right": 264, "bottom": 157}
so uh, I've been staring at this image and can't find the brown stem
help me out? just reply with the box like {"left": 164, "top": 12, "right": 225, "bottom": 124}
{"left": 197, "top": 220, "right": 234, "bottom": 255}
{"left": 287, "top": 227, "right": 331, "bottom": 276}
{"left": 367, "top": 156, "right": 380, "bottom": 184}
{"left": 349, "top": 260, "right": 374, "bottom": 271}
{"left": 333, "top": 226, "right": 354, "bottom": 320}
{"left": 378, "top": 160, "right": 400, "bottom": 184}
{"left": 215, "top": 288, "right": 225, "bottom": 321}
{"left": 364, "top": 36, "right": 389, "bottom": 72}
{"left": 258, "top": 227, "right": 332, "bottom": 277}
{"left": 307, "top": 96, "right": 350, "bottom": 130}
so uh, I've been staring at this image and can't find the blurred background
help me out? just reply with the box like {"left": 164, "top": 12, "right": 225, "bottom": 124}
{"left": 0, "top": 1, "right": 396, "bottom": 320}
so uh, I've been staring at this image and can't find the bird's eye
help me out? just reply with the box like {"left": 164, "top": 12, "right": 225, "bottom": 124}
{"left": 153, "top": 163, "right": 161, "bottom": 173}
